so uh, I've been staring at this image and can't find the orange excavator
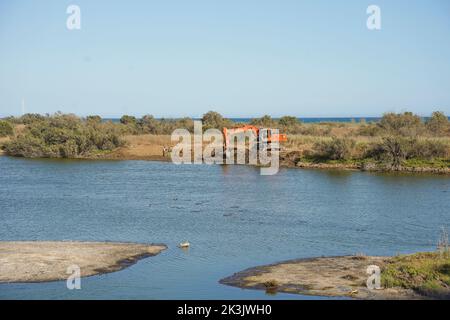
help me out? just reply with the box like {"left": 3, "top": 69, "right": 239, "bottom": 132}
{"left": 222, "top": 125, "right": 287, "bottom": 152}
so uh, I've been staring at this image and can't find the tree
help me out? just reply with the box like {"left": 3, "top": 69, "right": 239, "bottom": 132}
{"left": 120, "top": 115, "right": 137, "bottom": 125}
{"left": 379, "top": 112, "right": 423, "bottom": 136}
{"left": 0, "top": 120, "right": 14, "bottom": 137}
{"left": 139, "top": 115, "right": 159, "bottom": 134}
{"left": 250, "top": 115, "right": 275, "bottom": 127}
{"left": 202, "top": 111, "right": 226, "bottom": 130}
{"left": 426, "top": 111, "right": 449, "bottom": 136}
{"left": 279, "top": 116, "right": 300, "bottom": 127}
{"left": 4, "top": 113, "right": 123, "bottom": 158}
{"left": 279, "top": 116, "right": 302, "bottom": 133}
{"left": 19, "top": 113, "right": 45, "bottom": 124}
{"left": 86, "top": 115, "right": 102, "bottom": 124}
{"left": 314, "top": 137, "right": 355, "bottom": 160}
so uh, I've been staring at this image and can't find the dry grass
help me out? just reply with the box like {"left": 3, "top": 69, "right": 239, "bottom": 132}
{"left": 284, "top": 134, "right": 381, "bottom": 156}
{"left": 112, "top": 134, "right": 172, "bottom": 158}
{"left": 0, "top": 136, "right": 10, "bottom": 144}
{"left": 124, "top": 134, "right": 172, "bottom": 146}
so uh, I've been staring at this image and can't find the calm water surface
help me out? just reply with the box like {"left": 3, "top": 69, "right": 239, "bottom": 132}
{"left": 0, "top": 156, "right": 449, "bottom": 299}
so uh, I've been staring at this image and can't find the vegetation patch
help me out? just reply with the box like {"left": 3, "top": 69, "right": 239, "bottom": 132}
{"left": 0, "top": 120, "right": 14, "bottom": 137}
{"left": 382, "top": 252, "right": 450, "bottom": 298}
{"left": 2, "top": 111, "right": 450, "bottom": 173}
{"left": 4, "top": 113, "right": 124, "bottom": 158}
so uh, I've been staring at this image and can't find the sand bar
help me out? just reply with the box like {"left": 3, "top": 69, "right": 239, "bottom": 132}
{"left": 0, "top": 241, "right": 167, "bottom": 283}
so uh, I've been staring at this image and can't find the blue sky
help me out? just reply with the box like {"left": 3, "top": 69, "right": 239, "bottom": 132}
{"left": 1, "top": 0, "right": 449, "bottom": 118}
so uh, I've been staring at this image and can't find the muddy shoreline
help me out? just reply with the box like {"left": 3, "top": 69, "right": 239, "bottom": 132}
{"left": 220, "top": 255, "right": 424, "bottom": 300}
{"left": 2, "top": 152, "right": 448, "bottom": 175}
{"left": 77, "top": 155, "right": 450, "bottom": 175}
{"left": 0, "top": 241, "right": 167, "bottom": 283}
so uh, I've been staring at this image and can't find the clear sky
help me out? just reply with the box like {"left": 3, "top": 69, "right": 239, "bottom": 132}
{"left": 1, "top": 0, "right": 450, "bottom": 118}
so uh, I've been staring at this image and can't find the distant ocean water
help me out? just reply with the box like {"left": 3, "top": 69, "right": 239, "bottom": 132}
{"left": 228, "top": 117, "right": 382, "bottom": 123}
{"left": 104, "top": 117, "right": 383, "bottom": 123}
{"left": 104, "top": 117, "right": 450, "bottom": 123}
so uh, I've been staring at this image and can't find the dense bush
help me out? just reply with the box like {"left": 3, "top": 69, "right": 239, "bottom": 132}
{"left": 278, "top": 116, "right": 302, "bottom": 134}
{"left": 4, "top": 113, "right": 124, "bottom": 158}
{"left": 201, "top": 111, "right": 233, "bottom": 131}
{"left": 18, "top": 113, "right": 46, "bottom": 125}
{"left": 299, "top": 125, "right": 332, "bottom": 136}
{"left": 86, "top": 115, "right": 102, "bottom": 124}
{"left": 379, "top": 112, "right": 424, "bottom": 136}
{"left": 139, "top": 115, "right": 159, "bottom": 134}
{"left": 357, "top": 123, "right": 381, "bottom": 136}
{"left": 426, "top": 111, "right": 449, "bottom": 136}
{"left": 367, "top": 136, "right": 449, "bottom": 169}
{"left": 313, "top": 137, "right": 356, "bottom": 160}
{"left": 405, "top": 139, "right": 448, "bottom": 160}
{"left": 120, "top": 115, "right": 138, "bottom": 125}
{"left": 369, "top": 136, "right": 408, "bottom": 169}
{"left": 250, "top": 115, "right": 276, "bottom": 128}
{"left": 0, "top": 120, "right": 14, "bottom": 137}
{"left": 118, "top": 114, "right": 196, "bottom": 135}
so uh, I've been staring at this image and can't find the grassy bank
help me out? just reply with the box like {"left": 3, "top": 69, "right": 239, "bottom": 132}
{"left": 1, "top": 111, "right": 449, "bottom": 173}
{"left": 0, "top": 113, "right": 124, "bottom": 158}
{"left": 382, "top": 252, "right": 450, "bottom": 298}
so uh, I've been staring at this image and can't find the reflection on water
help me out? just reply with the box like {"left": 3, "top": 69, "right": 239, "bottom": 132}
{"left": 0, "top": 156, "right": 449, "bottom": 299}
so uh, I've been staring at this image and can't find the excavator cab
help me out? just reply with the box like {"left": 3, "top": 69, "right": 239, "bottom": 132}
{"left": 265, "top": 129, "right": 287, "bottom": 144}
{"left": 223, "top": 126, "right": 287, "bottom": 155}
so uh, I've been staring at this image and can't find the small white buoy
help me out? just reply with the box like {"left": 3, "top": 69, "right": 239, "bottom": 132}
{"left": 179, "top": 241, "right": 190, "bottom": 248}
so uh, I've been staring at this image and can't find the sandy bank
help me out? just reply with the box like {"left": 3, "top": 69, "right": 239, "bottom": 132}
{"left": 0, "top": 241, "right": 167, "bottom": 283}
{"left": 220, "top": 255, "right": 422, "bottom": 300}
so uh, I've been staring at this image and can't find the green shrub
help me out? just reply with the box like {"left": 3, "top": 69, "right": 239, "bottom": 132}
{"left": 250, "top": 115, "right": 276, "bottom": 128}
{"left": 426, "top": 111, "right": 449, "bottom": 136}
{"left": 382, "top": 252, "right": 450, "bottom": 298}
{"left": 279, "top": 116, "right": 299, "bottom": 127}
{"left": 357, "top": 123, "right": 381, "bottom": 136}
{"left": 367, "top": 136, "right": 449, "bottom": 169}
{"left": 298, "top": 125, "right": 332, "bottom": 136}
{"left": 86, "top": 115, "right": 102, "bottom": 124}
{"left": 379, "top": 112, "right": 424, "bottom": 136}
{"left": 0, "top": 120, "right": 14, "bottom": 137}
{"left": 120, "top": 115, "right": 137, "bottom": 125}
{"left": 367, "top": 136, "right": 409, "bottom": 169}
{"left": 4, "top": 113, "right": 123, "bottom": 158}
{"left": 202, "top": 111, "right": 233, "bottom": 131}
{"left": 313, "top": 137, "right": 356, "bottom": 160}
{"left": 138, "top": 115, "right": 159, "bottom": 134}
{"left": 407, "top": 139, "right": 448, "bottom": 160}
{"left": 279, "top": 116, "right": 302, "bottom": 134}
{"left": 4, "top": 134, "right": 54, "bottom": 158}
{"left": 19, "top": 113, "right": 46, "bottom": 125}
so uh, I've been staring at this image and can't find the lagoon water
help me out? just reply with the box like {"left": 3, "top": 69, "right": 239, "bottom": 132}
{"left": 0, "top": 156, "right": 449, "bottom": 299}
